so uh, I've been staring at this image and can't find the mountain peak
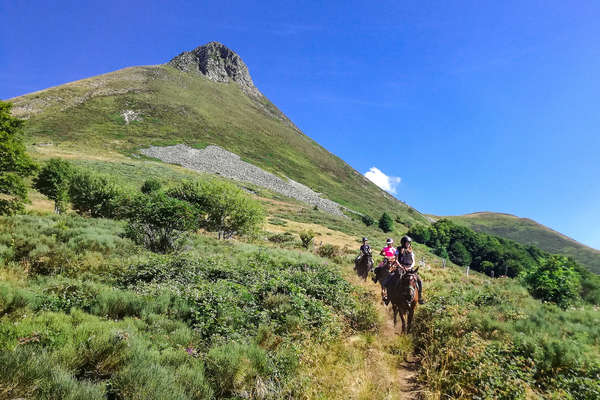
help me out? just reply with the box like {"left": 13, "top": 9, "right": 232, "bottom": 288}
{"left": 168, "top": 42, "right": 261, "bottom": 97}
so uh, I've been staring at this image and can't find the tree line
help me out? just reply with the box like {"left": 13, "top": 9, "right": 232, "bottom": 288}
{"left": 408, "top": 219, "right": 600, "bottom": 307}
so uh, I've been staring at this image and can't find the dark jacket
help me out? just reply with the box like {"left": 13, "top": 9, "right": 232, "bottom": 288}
{"left": 360, "top": 244, "right": 372, "bottom": 256}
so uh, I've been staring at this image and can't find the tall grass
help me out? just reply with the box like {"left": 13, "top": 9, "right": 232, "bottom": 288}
{"left": 0, "top": 213, "right": 378, "bottom": 399}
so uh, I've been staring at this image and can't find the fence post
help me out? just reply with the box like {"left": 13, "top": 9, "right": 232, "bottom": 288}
{"left": 466, "top": 265, "right": 470, "bottom": 276}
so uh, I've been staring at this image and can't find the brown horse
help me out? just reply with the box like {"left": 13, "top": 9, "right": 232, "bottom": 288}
{"left": 372, "top": 260, "right": 392, "bottom": 305}
{"left": 355, "top": 254, "right": 373, "bottom": 281}
{"left": 388, "top": 266, "right": 419, "bottom": 334}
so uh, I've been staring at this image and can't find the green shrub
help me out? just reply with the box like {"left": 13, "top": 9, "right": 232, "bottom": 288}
{"left": 33, "top": 158, "right": 75, "bottom": 213}
{"left": 317, "top": 243, "right": 342, "bottom": 260}
{"left": 69, "top": 170, "right": 132, "bottom": 218}
{"left": 299, "top": 231, "right": 315, "bottom": 249}
{"left": 378, "top": 212, "right": 394, "bottom": 233}
{"left": 167, "top": 179, "right": 265, "bottom": 239}
{"left": 140, "top": 178, "right": 161, "bottom": 194}
{"left": 521, "top": 255, "right": 581, "bottom": 308}
{"left": 0, "top": 347, "right": 106, "bottom": 399}
{"left": 205, "top": 342, "right": 273, "bottom": 398}
{"left": 126, "top": 193, "right": 199, "bottom": 253}
{"left": 268, "top": 232, "right": 296, "bottom": 244}
{"left": 361, "top": 214, "right": 375, "bottom": 226}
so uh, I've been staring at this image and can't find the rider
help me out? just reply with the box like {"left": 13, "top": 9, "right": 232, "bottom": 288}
{"left": 377, "top": 238, "right": 399, "bottom": 303}
{"left": 355, "top": 237, "right": 372, "bottom": 268}
{"left": 379, "top": 238, "right": 397, "bottom": 265}
{"left": 396, "top": 236, "right": 424, "bottom": 304}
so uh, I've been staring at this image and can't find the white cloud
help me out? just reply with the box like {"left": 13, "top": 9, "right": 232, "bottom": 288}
{"left": 364, "top": 167, "right": 402, "bottom": 194}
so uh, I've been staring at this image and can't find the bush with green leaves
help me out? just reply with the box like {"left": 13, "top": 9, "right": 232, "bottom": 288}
{"left": 125, "top": 193, "right": 199, "bottom": 253}
{"left": 299, "top": 231, "right": 315, "bottom": 249}
{"left": 521, "top": 255, "right": 581, "bottom": 308}
{"left": 140, "top": 178, "right": 161, "bottom": 194}
{"left": 268, "top": 232, "right": 296, "bottom": 244}
{"left": 317, "top": 243, "right": 342, "bottom": 260}
{"left": 167, "top": 179, "right": 265, "bottom": 239}
{"left": 69, "top": 170, "right": 133, "bottom": 219}
{"left": 0, "top": 101, "right": 37, "bottom": 215}
{"left": 378, "top": 212, "right": 394, "bottom": 233}
{"left": 33, "top": 158, "right": 76, "bottom": 213}
{"left": 361, "top": 214, "right": 375, "bottom": 227}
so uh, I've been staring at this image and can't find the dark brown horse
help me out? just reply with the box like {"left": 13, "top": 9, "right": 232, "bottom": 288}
{"left": 355, "top": 254, "right": 373, "bottom": 281}
{"left": 372, "top": 260, "right": 392, "bottom": 305}
{"left": 388, "top": 266, "right": 420, "bottom": 334}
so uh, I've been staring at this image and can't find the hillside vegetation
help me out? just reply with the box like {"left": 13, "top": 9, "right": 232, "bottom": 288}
{"left": 446, "top": 212, "right": 600, "bottom": 274}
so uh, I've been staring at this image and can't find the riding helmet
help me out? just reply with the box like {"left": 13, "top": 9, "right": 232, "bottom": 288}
{"left": 362, "top": 237, "right": 368, "bottom": 242}
{"left": 401, "top": 235, "right": 412, "bottom": 246}
{"left": 386, "top": 238, "right": 394, "bottom": 244}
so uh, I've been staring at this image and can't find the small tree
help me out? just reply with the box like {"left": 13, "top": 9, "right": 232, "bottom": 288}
{"left": 522, "top": 255, "right": 581, "bottom": 308}
{"left": 141, "top": 178, "right": 161, "bottom": 194}
{"left": 299, "top": 231, "right": 315, "bottom": 249}
{"left": 0, "top": 101, "right": 37, "bottom": 214}
{"left": 69, "top": 170, "right": 132, "bottom": 219}
{"left": 33, "top": 158, "right": 75, "bottom": 213}
{"left": 361, "top": 214, "right": 375, "bottom": 227}
{"left": 167, "top": 179, "right": 265, "bottom": 239}
{"left": 126, "top": 193, "right": 199, "bottom": 253}
{"left": 378, "top": 212, "right": 394, "bottom": 233}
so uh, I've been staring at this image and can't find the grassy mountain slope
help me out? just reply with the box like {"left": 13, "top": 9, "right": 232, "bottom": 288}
{"left": 8, "top": 59, "right": 426, "bottom": 226}
{"left": 446, "top": 212, "right": 600, "bottom": 274}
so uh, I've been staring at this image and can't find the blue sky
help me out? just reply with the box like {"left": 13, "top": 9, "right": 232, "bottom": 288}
{"left": 1, "top": 1, "right": 599, "bottom": 249}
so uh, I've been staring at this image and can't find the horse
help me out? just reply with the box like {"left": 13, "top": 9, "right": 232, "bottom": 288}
{"left": 387, "top": 266, "right": 420, "bottom": 334}
{"left": 354, "top": 254, "right": 373, "bottom": 281}
{"left": 372, "top": 259, "right": 392, "bottom": 305}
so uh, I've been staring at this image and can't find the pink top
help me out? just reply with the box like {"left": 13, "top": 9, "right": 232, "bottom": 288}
{"left": 382, "top": 246, "right": 397, "bottom": 258}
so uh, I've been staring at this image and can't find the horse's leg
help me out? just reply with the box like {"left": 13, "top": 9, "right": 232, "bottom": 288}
{"left": 407, "top": 305, "right": 415, "bottom": 333}
{"left": 400, "top": 310, "right": 407, "bottom": 334}
{"left": 392, "top": 304, "right": 397, "bottom": 327}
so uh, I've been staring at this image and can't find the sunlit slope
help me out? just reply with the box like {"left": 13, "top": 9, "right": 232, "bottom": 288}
{"left": 447, "top": 212, "right": 600, "bottom": 274}
{"left": 9, "top": 64, "right": 426, "bottom": 224}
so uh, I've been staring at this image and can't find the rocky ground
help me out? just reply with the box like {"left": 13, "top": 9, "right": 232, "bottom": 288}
{"left": 140, "top": 144, "right": 346, "bottom": 216}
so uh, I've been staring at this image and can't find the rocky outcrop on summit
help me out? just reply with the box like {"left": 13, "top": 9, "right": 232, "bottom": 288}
{"left": 168, "top": 42, "right": 261, "bottom": 97}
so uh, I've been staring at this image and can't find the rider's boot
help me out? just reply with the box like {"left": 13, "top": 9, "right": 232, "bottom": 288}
{"left": 417, "top": 277, "right": 425, "bottom": 304}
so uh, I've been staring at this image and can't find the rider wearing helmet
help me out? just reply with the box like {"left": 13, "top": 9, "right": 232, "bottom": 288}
{"left": 355, "top": 237, "right": 372, "bottom": 268}
{"left": 377, "top": 238, "right": 399, "bottom": 304}
{"left": 397, "top": 235, "right": 424, "bottom": 304}
{"left": 380, "top": 238, "right": 397, "bottom": 261}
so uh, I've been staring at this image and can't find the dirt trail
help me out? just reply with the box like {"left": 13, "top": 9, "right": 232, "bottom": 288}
{"left": 346, "top": 265, "right": 423, "bottom": 399}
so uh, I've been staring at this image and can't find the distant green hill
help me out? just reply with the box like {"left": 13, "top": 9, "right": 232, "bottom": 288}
{"left": 7, "top": 42, "right": 427, "bottom": 226}
{"left": 446, "top": 212, "right": 600, "bottom": 274}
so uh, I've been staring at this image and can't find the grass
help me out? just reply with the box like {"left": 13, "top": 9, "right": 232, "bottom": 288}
{"left": 447, "top": 212, "right": 600, "bottom": 274}
{"left": 0, "top": 213, "right": 387, "bottom": 399}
